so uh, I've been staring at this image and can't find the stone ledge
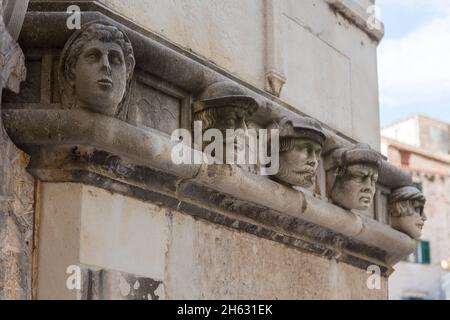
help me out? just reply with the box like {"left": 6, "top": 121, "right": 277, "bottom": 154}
{"left": 326, "top": 0, "right": 384, "bottom": 42}
{"left": 3, "top": 109, "right": 417, "bottom": 274}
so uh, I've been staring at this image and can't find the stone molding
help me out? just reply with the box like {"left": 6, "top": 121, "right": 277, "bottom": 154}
{"left": 326, "top": 0, "right": 384, "bottom": 42}
{"left": 264, "top": 0, "right": 287, "bottom": 97}
{"left": 3, "top": 109, "right": 417, "bottom": 274}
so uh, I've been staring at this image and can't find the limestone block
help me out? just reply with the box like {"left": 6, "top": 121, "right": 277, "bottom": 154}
{"left": 80, "top": 185, "right": 170, "bottom": 281}
{"left": 165, "top": 211, "right": 388, "bottom": 299}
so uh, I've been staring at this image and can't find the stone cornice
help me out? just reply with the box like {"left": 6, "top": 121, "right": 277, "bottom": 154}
{"left": 326, "top": 0, "right": 384, "bottom": 42}
{"left": 3, "top": 109, "right": 417, "bottom": 274}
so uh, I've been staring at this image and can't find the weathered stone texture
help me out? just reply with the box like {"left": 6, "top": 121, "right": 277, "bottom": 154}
{"left": 37, "top": 183, "right": 387, "bottom": 300}
{"left": 0, "top": 0, "right": 33, "bottom": 300}
{"left": 166, "top": 209, "right": 388, "bottom": 300}
{"left": 0, "top": 140, "right": 34, "bottom": 299}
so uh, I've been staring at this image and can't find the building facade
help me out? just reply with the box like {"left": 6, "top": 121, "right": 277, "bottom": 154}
{"left": 382, "top": 115, "right": 450, "bottom": 300}
{"left": 1, "top": 0, "right": 424, "bottom": 300}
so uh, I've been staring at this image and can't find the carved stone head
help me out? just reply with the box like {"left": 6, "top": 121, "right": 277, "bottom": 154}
{"left": 193, "top": 81, "right": 259, "bottom": 135}
{"left": 325, "top": 143, "right": 382, "bottom": 211}
{"left": 193, "top": 81, "right": 259, "bottom": 166}
{"left": 59, "top": 21, "right": 135, "bottom": 119}
{"left": 270, "top": 117, "right": 325, "bottom": 189}
{"left": 389, "top": 186, "right": 426, "bottom": 239}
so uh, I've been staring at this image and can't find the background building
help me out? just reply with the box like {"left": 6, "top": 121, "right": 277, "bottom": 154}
{"left": 382, "top": 114, "right": 450, "bottom": 300}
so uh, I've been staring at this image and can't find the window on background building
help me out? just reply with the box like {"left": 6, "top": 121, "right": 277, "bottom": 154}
{"left": 414, "top": 182, "right": 423, "bottom": 192}
{"left": 404, "top": 240, "right": 431, "bottom": 264}
{"left": 428, "top": 125, "right": 449, "bottom": 153}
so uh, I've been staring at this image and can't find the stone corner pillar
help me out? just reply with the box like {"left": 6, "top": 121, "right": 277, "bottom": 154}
{"left": 0, "top": 0, "right": 31, "bottom": 301}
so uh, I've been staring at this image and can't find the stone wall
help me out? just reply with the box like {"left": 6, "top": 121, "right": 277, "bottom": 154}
{"left": 36, "top": 183, "right": 387, "bottom": 300}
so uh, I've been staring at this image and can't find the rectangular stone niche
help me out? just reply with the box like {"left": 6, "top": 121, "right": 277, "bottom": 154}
{"left": 127, "top": 71, "right": 192, "bottom": 134}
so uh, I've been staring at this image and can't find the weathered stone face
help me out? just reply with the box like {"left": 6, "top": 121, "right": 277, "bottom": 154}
{"left": 194, "top": 106, "right": 250, "bottom": 157}
{"left": 276, "top": 138, "right": 322, "bottom": 189}
{"left": 213, "top": 107, "right": 249, "bottom": 133}
{"left": 72, "top": 39, "right": 127, "bottom": 116}
{"left": 59, "top": 22, "right": 135, "bottom": 119}
{"left": 331, "top": 164, "right": 379, "bottom": 210}
{"left": 193, "top": 81, "right": 258, "bottom": 137}
{"left": 391, "top": 207, "right": 426, "bottom": 240}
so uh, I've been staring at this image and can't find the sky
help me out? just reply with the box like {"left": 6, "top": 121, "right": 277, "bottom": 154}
{"left": 377, "top": 0, "right": 450, "bottom": 127}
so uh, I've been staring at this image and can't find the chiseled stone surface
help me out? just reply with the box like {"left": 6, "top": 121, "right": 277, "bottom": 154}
{"left": 37, "top": 183, "right": 169, "bottom": 299}
{"left": 37, "top": 183, "right": 387, "bottom": 300}
{"left": 166, "top": 211, "right": 387, "bottom": 300}
{"left": 36, "top": 183, "right": 82, "bottom": 300}
{"left": 0, "top": 0, "right": 33, "bottom": 300}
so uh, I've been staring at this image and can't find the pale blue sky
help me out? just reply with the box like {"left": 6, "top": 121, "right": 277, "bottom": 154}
{"left": 377, "top": 0, "right": 450, "bottom": 127}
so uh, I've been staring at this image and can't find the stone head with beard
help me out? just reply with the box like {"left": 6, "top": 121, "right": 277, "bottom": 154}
{"left": 270, "top": 117, "right": 326, "bottom": 190}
